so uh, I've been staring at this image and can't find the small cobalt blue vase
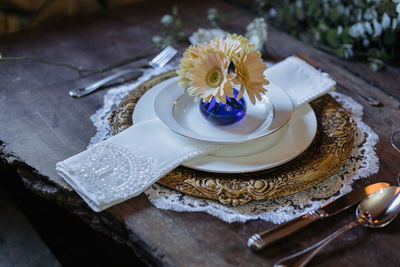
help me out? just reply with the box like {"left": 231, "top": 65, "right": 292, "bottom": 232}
{"left": 199, "top": 89, "right": 246, "bottom": 125}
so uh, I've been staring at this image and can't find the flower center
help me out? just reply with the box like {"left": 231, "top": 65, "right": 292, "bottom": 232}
{"left": 206, "top": 68, "right": 223, "bottom": 87}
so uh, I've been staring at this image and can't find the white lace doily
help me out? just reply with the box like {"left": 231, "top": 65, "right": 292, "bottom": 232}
{"left": 90, "top": 67, "right": 379, "bottom": 224}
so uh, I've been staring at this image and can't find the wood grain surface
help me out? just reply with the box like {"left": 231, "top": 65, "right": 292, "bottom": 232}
{"left": 1, "top": 0, "right": 400, "bottom": 266}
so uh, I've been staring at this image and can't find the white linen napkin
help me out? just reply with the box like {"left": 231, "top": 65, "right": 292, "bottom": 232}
{"left": 267, "top": 56, "right": 336, "bottom": 107}
{"left": 56, "top": 56, "right": 335, "bottom": 212}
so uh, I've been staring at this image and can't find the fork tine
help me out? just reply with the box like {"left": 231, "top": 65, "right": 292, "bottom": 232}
{"left": 149, "top": 46, "right": 177, "bottom": 68}
{"left": 69, "top": 46, "right": 177, "bottom": 97}
{"left": 157, "top": 56, "right": 174, "bottom": 68}
{"left": 151, "top": 47, "right": 172, "bottom": 65}
{"left": 160, "top": 46, "right": 177, "bottom": 62}
{"left": 154, "top": 46, "right": 175, "bottom": 64}
{"left": 150, "top": 46, "right": 172, "bottom": 64}
{"left": 156, "top": 48, "right": 177, "bottom": 68}
{"left": 149, "top": 50, "right": 167, "bottom": 68}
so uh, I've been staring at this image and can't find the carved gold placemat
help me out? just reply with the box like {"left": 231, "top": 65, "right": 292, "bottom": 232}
{"left": 109, "top": 71, "right": 356, "bottom": 206}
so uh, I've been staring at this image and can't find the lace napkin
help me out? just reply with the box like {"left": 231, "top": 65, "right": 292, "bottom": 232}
{"left": 56, "top": 56, "right": 335, "bottom": 212}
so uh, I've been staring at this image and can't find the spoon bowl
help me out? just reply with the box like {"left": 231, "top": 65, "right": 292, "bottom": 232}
{"left": 275, "top": 186, "right": 400, "bottom": 267}
{"left": 357, "top": 186, "right": 400, "bottom": 228}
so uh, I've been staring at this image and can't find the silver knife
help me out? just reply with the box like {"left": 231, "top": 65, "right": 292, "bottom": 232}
{"left": 247, "top": 182, "right": 390, "bottom": 251}
{"left": 69, "top": 68, "right": 144, "bottom": 97}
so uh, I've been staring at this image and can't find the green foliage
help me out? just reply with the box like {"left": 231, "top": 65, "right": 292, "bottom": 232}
{"left": 341, "top": 27, "right": 352, "bottom": 44}
{"left": 380, "top": 1, "right": 396, "bottom": 17}
{"left": 384, "top": 29, "right": 397, "bottom": 45}
{"left": 257, "top": 0, "right": 400, "bottom": 71}
{"left": 207, "top": 8, "right": 223, "bottom": 28}
{"left": 326, "top": 29, "right": 340, "bottom": 47}
{"left": 153, "top": 6, "right": 187, "bottom": 48}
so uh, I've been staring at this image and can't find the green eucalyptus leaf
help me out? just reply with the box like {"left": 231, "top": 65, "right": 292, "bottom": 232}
{"left": 368, "top": 58, "right": 384, "bottom": 72}
{"left": 341, "top": 26, "right": 352, "bottom": 44}
{"left": 308, "top": 0, "right": 319, "bottom": 16}
{"left": 367, "top": 48, "right": 380, "bottom": 58}
{"left": 172, "top": 6, "right": 178, "bottom": 16}
{"left": 383, "top": 29, "right": 396, "bottom": 45}
{"left": 276, "top": 9, "right": 285, "bottom": 24}
{"left": 381, "top": 1, "right": 396, "bottom": 17}
{"left": 312, "top": 28, "right": 322, "bottom": 42}
{"left": 336, "top": 47, "right": 345, "bottom": 57}
{"left": 281, "top": 4, "right": 290, "bottom": 24}
{"left": 177, "top": 31, "right": 187, "bottom": 42}
{"left": 318, "top": 22, "right": 329, "bottom": 33}
{"left": 329, "top": 8, "right": 339, "bottom": 23}
{"left": 367, "top": 48, "right": 389, "bottom": 61}
{"left": 295, "top": 7, "right": 305, "bottom": 20}
{"left": 326, "top": 29, "right": 340, "bottom": 47}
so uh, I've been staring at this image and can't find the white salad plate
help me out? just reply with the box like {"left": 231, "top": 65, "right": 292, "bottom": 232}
{"left": 133, "top": 77, "right": 317, "bottom": 173}
{"left": 154, "top": 78, "right": 294, "bottom": 144}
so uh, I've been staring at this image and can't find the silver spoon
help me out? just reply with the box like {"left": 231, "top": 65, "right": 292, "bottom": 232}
{"left": 274, "top": 186, "right": 400, "bottom": 267}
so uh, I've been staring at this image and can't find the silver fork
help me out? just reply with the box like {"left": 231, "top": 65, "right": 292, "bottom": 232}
{"left": 69, "top": 46, "right": 177, "bottom": 97}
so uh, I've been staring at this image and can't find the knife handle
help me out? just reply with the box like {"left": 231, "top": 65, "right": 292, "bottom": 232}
{"left": 69, "top": 68, "right": 143, "bottom": 98}
{"left": 248, "top": 210, "right": 326, "bottom": 251}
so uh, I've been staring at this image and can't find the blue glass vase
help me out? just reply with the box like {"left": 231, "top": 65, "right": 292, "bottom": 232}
{"left": 199, "top": 89, "right": 246, "bottom": 125}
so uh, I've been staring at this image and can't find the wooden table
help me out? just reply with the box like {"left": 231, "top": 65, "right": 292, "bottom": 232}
{"left": 1, "top": 0, "right": 400, "bottom": 266}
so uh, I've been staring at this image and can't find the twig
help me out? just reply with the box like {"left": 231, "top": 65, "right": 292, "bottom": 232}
{"left": 1, "top": 45, "right": 155, "bottom": 75}
{"left": 95, "top": 45, "right": 155, "bottom": 73}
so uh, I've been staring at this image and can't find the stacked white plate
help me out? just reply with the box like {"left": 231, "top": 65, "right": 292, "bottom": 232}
{"left": 133, "top": 77, "right": 317, "bottom": 173}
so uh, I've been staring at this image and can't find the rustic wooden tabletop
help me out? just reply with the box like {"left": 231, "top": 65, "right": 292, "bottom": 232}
{"left": 1, "top": 0, "right": 400, "bottom": 266}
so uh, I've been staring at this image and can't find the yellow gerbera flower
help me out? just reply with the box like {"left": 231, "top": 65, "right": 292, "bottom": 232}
{"left": 187, "top": 50, "right": 236, "bottom": 104}
{"left": 177, "top": 34, "right": 268, "bottom": 105}
{"left": 176, "top": 44, "right": 207, "bottom": 93}
{"left": 233, "top": 47, "right": 269, "bottom": 104}
{"left": 209, "top": 34, "right": 254, "bottom": 60}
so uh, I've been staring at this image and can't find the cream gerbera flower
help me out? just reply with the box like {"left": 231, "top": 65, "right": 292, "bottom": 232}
{"left": 177, "top": 34, "right": 268, "bottom": 105}
{"left": 209, "top": 33, "right": 253, "bottom": 60}
{"left": 233, "top": 46, "right": 269, "bottom": 104}
{"left": 176, "top": 44, "right": 206, "bottom": 93}
{"left": 187, "top": 50, "right": 236, "bottom": 104}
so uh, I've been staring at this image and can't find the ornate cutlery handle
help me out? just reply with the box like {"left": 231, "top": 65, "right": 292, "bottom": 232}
{"left": 274, "top": 220, "right": 360, "bottom": 267}
{"left": 248, "top": 210, "right": 326, "bottom": 251}
{"left": 69, "top": 69, "right": 143, "bottom": 97}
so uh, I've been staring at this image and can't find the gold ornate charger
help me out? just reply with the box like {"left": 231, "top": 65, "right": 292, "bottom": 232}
{"left": 109, "top": 71, "right": 356, "bottom": 206}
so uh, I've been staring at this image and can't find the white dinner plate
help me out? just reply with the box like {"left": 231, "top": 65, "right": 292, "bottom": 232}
{"left": 154, "top": 78, "right": 293, "bottom": 144}
{"left": 133, "top": 77, "right": 317, "bottom": 173}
